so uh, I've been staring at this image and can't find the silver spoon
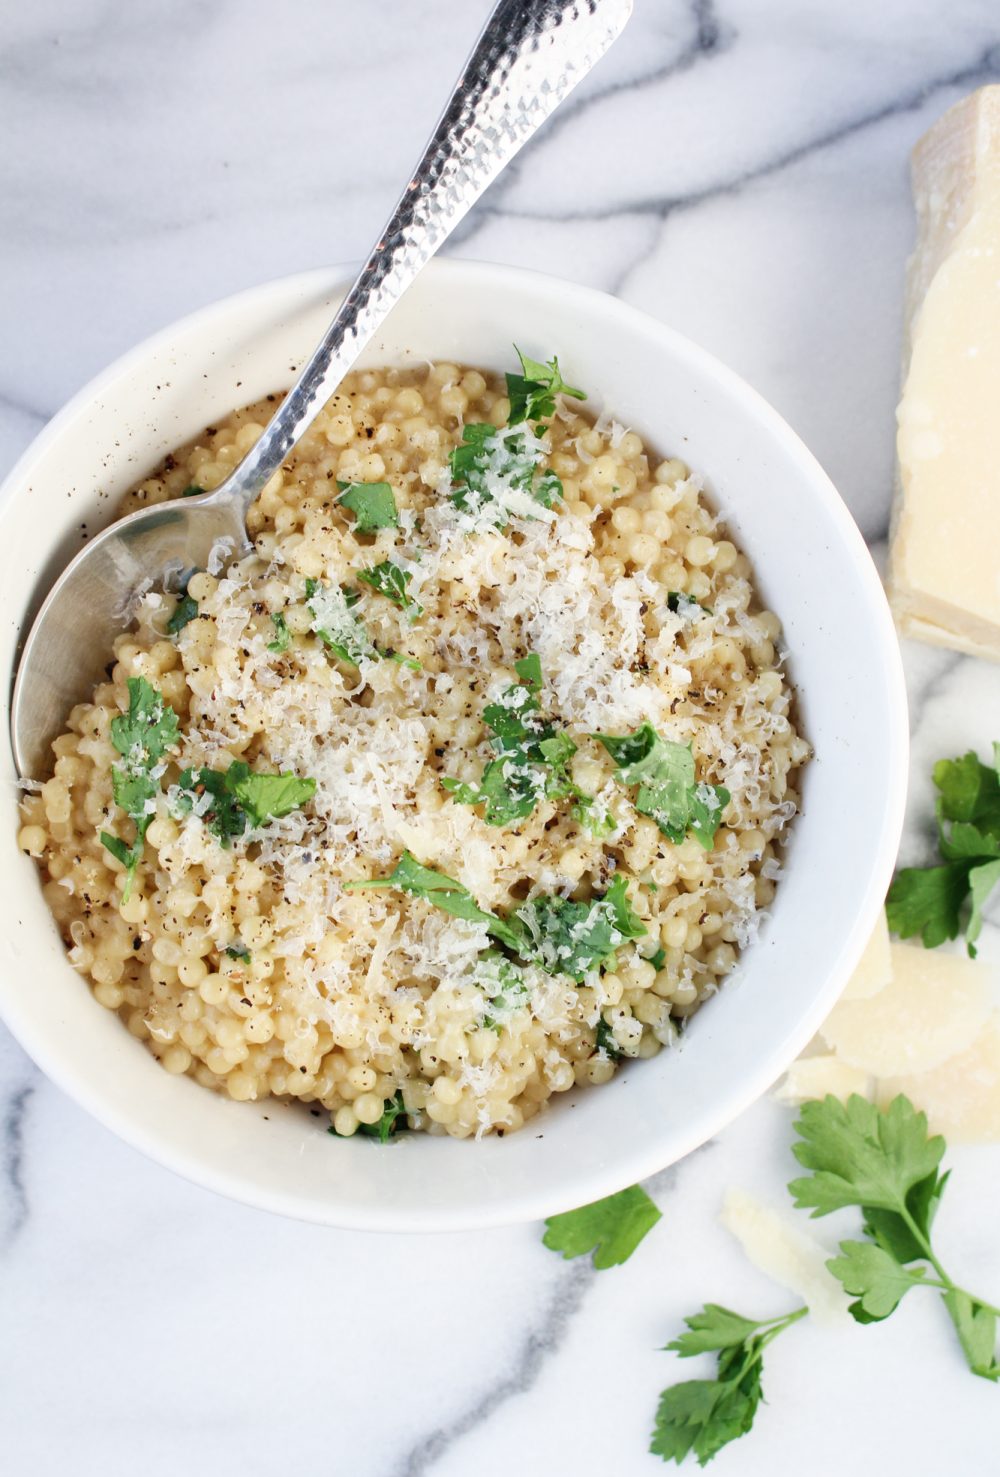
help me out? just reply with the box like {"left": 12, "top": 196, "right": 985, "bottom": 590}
{"left": 11, "top": 0, "right": 632, "bottom": 777}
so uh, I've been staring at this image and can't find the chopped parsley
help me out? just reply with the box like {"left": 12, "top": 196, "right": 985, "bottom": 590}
{"left": 594, "top": 723, "right": 729, "bottom": 850}
{"left": 100, "top": 677, "right": 180, "bottom": 899}
{"left": 348, "top": 854, "right": 644, "bottom": 981}
{"left": 357, "top": 559, "right": 423, "bottom": 620}
{"left": 181, "top": 484, "right": 205, "bottom": 497}
{"left": 225, "top": 944, "right": 251, "bottom": 963}
{"left": 543, "top": 1184, "right": 661, "bottom": 1269}
{"left": 508, "top": 874, "right": 647, "bottom": 982}
{"left": 337, "top": 480, "right": 398, "bottom": 532}
{"left": 267, "top": 612, "right": 291, "bottom": 653}
{"left": 306, "top": 579, "right": 419, "bottom": 670}
{"left": 174, "top": 761, "right": 315, "bottom": 845}
{"left": 474, "top": 951, "right": 531, "bottom": 1031}
{"left": 166, "top": 592, "right": 198, "bottom": 636}
{"left": 448, "top": 422, "right": 563, "bottom": 524}
{"left": 666, "top": 591, "right": 711, "bottom": 618}
{"left": 443, "top": 654, "right": 595, "bottom": 828}
{"left": 328, "top": 1089, "right": 409, "bottom": 1143}
{"left": 595, "top": 1016, "right": 623, "bottom": 1060}
{"left": 506, "top": 348, "right": 586, "bottom": 427}
{"left": 887, "top": 743, "right": 1000, "bottom": 956}
{"left": 305, "top": 578, "right": 373, "bottom": 666}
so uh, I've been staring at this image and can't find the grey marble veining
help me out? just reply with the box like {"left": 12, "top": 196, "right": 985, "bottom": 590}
{"left": 2, "top": 2, "right": 1000, "bottom": 1473}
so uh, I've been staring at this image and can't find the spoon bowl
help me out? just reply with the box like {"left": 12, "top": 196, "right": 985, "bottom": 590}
{"left": 12, "top": 489, "right": 248, "bottom": 776}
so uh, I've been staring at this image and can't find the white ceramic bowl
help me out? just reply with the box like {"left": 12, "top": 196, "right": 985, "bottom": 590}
{"left": 0, "top": 260, "right": 907, "bottom": 1230}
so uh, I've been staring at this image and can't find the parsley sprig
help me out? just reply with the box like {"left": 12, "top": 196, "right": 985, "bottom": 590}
{"left": 505, "top": 348, "right": 586, "bottom": 426}
{"left": 100, "top": 677, "right": 180, "bottom": 899}
{"left": 347, "top": 852, "right": 645, "bottom": 981}
{"left": 887, "top": 744, "right": 1000, "bottom": 955}
{"left": 791, "top": 1094, "right": 1000, "bottom": 1378}
{"left": 594, "top": 724, "right": 729, "bottom": 850}
{"left": 651, "top": 1304, "right": 807, "bottom": 1467}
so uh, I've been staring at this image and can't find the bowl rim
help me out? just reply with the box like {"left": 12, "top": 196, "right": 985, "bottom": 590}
{"left": 0, "top": 258, "right": 909, "bottom": 1230}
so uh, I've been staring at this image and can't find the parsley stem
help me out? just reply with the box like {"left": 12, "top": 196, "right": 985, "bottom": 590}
{"left": 898, "top": 1204, "right": 1000, "bottom": 1319}
{"left": 755, "top": 1305, "right": 809, "bottom": 1346}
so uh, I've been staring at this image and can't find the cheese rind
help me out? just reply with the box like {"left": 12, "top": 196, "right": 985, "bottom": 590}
{"left": 888, "top": 85, "right": 1000, "bottom": 657}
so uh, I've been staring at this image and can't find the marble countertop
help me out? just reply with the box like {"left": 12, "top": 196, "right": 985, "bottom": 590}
{"left": 3, "top": 2, "right": 1000, "bottom": 1472}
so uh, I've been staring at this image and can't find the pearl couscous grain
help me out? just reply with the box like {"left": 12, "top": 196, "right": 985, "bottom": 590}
{"left": 19, "top": 357, "right": 808, "bottom": 1139}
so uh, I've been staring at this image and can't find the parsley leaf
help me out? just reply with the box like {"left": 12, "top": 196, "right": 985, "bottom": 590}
{"left": 181, "top": 484, "right": 205, "bottom": 497}
{"left": 944, "top": 1291, "right": 1000, "bottom": 1382}
{"left": 357, "top": 559, "right": 423, "bottom": 619}
{"left": 337, "top": 480, "right": 398, "bottom": 532}
{"left": 789, "top": 1093, "right": 945, "bottom": 1219}
{"left": 225, "top": 944, "right": 251, "bottom": 963}
{"left": 827, "top": 1239, "right": 929, "bottom": 1321}
{"left": 100, "top": 678, "right": 181, "bottom": 900}
{"left": 651, "top": 1304, "right": 807, "bottom": 1466}
{"left": 110, "top": 675, "right": 180, "bottom": 768}
{"left": 448, "top": 422, "right": 563, "bottom": 524}
{"left": 227, "top": 764, "right": 316, "bottom": 828}
{"left": 166, "top": 592, "right": 198, "bottom": 635}
{"left": 886, "top": 861, "right": 974, "bottom": 949}
{"left": 543, "top": 1184, "right": 661, "bottom": 1269}
{"left": 174, "top": 761, "right": 315, "bottom": 844}
{"left": 267, "top": 612, "right": 291, "bottom": 653}
{"left": 887, "top": 745, "right": 1000, "bottom": 955}
{"left": 505, "top": 348, "right": 586, "bottom": 426}
{"left": 594, "top": 723, "right": 729, "bottom": 849}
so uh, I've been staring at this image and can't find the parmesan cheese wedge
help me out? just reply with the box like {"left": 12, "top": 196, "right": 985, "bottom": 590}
{"left": 720, "top": 1189, "right": 849, "bottom": 1325}
{"left": 888, "top": 85, "right": 1000, "bottom": 656}
{"left": 818, "top": 942, "right": 992, "bottom": 1077}
{"left": 774, "top": 1053, "right": 872, "bottom": 1107}
{"left": 840, "top": 910, "right": 892, "bottom": 1001}
{"left": 877, "top": 1013, "right": 1000, "bottom": 1142}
